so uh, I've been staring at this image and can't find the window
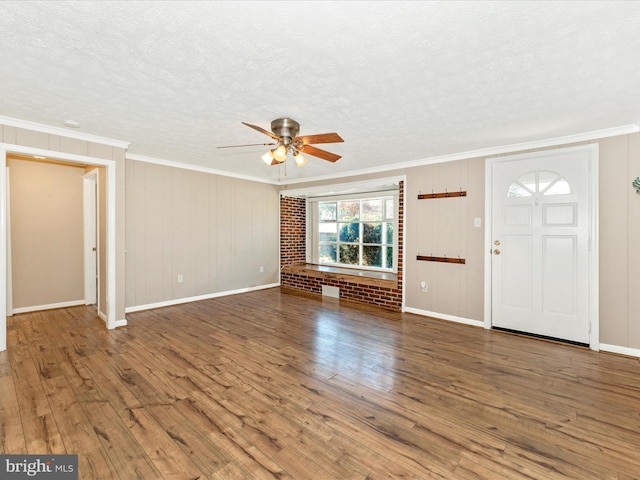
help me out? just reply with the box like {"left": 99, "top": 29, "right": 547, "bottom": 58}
{"left": 314, "top": 196, "right": 396, "bottom": 271}
{"left": 507, "top": 170, "right": 571, "bottom": 197}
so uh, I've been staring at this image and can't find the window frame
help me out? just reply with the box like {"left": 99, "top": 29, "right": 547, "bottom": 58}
{"left": 308, "top": 191, "right": 399, "bottom": 273}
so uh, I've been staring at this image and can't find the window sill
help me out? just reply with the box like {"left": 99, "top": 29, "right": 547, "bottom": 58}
{"left": 281, "top": 263, "right": 398, "bottom": 289}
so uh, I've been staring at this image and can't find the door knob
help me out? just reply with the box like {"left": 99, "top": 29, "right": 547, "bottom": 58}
{"left": 493, "top": 248, "right": 501, "bottom": 255}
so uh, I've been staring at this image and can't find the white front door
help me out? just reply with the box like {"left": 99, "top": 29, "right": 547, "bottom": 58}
{"left": 490, "top": 146, "right": 595, "bottom": 344}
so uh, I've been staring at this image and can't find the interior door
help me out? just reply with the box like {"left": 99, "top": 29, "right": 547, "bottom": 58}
{"left": 491, "top": 148, "right": 591, "bottom": 344}
{"left": 83, "top": 171, "right": 98, "bottom": 305}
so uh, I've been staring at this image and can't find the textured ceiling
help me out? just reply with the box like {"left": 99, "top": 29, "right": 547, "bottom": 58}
{"left": 1, "top": 1, "right": 640, "bottom": 183}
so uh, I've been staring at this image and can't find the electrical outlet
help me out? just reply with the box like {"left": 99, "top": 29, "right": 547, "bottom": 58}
{"left": 420, "top": 281, "right": 428, "bottom": 292}
{"left": 260, "top": 266, "right": 264, "bottom": 273}
{"left": 177, "top": 274, "right": 183, "bottom": 283}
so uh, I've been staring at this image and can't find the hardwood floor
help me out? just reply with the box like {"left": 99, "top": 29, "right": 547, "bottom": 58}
{"left": 1, "top": 287, "right": 639, "bottom": 479}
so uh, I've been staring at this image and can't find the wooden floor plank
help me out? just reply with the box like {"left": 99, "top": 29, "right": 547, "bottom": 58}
{"left": 0, "top": 374, "right": 26, "bottom": 454}
{"left": 1, "top": 289, "right": 639, "bottom": 479}
{"left": 40, "top": 375, "right": 118, "bottom": 479}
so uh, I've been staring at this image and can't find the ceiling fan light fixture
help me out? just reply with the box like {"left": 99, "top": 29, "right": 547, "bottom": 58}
{"left": 293, "top": 152, "right": 307, "bottom": 167}
{"left": 226, "top": 118, "right": 343, "bottom": 168}
{"left": 261, "top": 150, "right": 275, "bottom": 165}
{"left": 274, "top": 144, "right": 287, "bottom": 162}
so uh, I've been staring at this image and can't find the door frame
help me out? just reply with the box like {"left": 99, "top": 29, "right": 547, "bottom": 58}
{"left": 83, "top": 169, "right": 99, "bottom": 308}
{"left": 5, "top": 167, "right": 11, "bottom": 318}
{"left": 0, "top": 144, "right": 118, "bottom": 352}
{"left": 483, "top": 144, "right": 600, "bottom": 350}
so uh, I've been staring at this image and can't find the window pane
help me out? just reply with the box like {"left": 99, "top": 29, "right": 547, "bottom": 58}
{"left": 362, "top": 199, "right": 382, "bottom": 221}
{"left": 538, "top": 171, "right": 558, "bottom": 192}
{"left": 385, "top": 199, "right": 394, "bottom": 219}
{"left": 339, "top": 245, "right": 359, "bottom": 265}
{"left": 363, "top": 223, "right": 382, "bottom": 243}
{"left": 315, "top": 195, "right": 396, "bottom": 271}
{"left": 319, "top": 244, "right": 336, "bottom": 263}
{"left": 544, "top": 178, "right": 571, "bottom": 195}
{"left": 339, "top": 223, "right": 359, "bottom": 242}
{"left": 507, "top": 182, "right": 532, "bottom": 197}
{"left": 339, "top": 201, "right": 360, "bottom": 221}
{"left": 319, "top": 223, "right": 337, "bottom": 241}
{"left": 363, "top": 246, "right": 382, "bottom": 267}
{"left": 519, "top": 172, "right": 536, "bottom": 192}
{"left": 319, "top": 202, "right": 337, "bottom": 221}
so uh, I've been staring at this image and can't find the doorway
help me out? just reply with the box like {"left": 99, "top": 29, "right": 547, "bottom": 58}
{"left": 0, "top": 143, "right": 118, "bottom": 352}
{"left": 484, "top": 145, "right": 599, "bottom": 349}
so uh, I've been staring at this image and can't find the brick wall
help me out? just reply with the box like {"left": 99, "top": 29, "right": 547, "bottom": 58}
{"left": 280, "top": 182, "right": 404, "bottom": 310}
{"left": 280, "top": 196, "right": 307, "bottom": 265}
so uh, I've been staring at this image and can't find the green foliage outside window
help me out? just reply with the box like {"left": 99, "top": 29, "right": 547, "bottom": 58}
{"left": 318, "top": 196, "right": 395, "bottom": 271}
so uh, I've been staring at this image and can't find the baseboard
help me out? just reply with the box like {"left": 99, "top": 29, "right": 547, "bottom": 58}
{"left": 96, "top": 310, "right": 127, "bottom": 329}
{"left": 599, "top": 343, "right": 640, "bottom": 358}
{"left": 12, "top": 299, "right": 85, "bottom": 314}
{"left": 125, "top": 283, "right": 281, "bottom": 313}
{"left": 403, "top": 307, "right": 484, "bottom": 328}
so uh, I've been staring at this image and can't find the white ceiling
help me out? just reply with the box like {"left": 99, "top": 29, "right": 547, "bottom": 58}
{"left": 1, "top": 1, "right": 640, "bottom": 184}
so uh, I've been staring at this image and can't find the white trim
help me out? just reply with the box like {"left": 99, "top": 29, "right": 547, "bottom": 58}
{"left": 599, "top": 343, "right": 640, "bottom": 358}
{"left": 124, "top": 283, "right": 280, "bottom": 313}
{"left": 589, "top": 145, "right": 600, "bottom": 351}
{"left": 0, "top": 151, "right": 6, "bottom": 351}
{"left": 106, "top": 161, "right": 120, "bottom": 328}
{"left": 113, "top": 318, "right": 127, "bottom": 328}
{"left": 126, "top": 153, "right": 278, "bottom": 185}
{"left": 97, "top": 310, "right": 125, "bottom": 328}
{"left": 483, "top": 162, "right": 492, "bottom": 329}
{"left": 281, "top": 176, "right": 405, "bottom": 198}
{"left": 483, "top": 144, "right": 600, "bottom": 350}
{"left": 5, "top": 144, "right": 113, "bottom": 167}
{"left": 404, "top": 307, "right": 484, "bottom": 328}
{"left": 277, "top": 124, "right": 638, "bottom": 186}
{"left": 12, "top": 300, "right": 85, "bottom": 314}
{"left": 0, "top": 115, "right": 130, "bottom": 149}
{"left": 5, "top": 167, "right": 11, "bottom": 318}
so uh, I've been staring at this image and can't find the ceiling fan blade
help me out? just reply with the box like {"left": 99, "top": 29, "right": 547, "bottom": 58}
{"left": 217, "top": 142, "right": 276, "bottom": 149}
{"left": 300, "top": 145, "right": 342, "bottom": 162}
{"left": 295, "top": 133, "right": 344, "bottom": 145}
{"left": 241, "top": 122, "right": 279, "bottom": 140}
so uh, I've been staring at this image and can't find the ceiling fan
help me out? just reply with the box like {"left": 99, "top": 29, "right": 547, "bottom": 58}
{"left": 218, "top": 118, "right": 344, "bottom": 167}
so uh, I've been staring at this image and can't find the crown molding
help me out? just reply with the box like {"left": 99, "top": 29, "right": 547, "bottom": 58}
{"left": 0, "top": 115, "right": 130, "bottom": 149}
{"left": 126, "top": 153, "right": 279, "bottom": 185}
{"left": 278, "top": 124, "right": 639, "bottom": 186}
{"left": 280, "top": 175, "right": 405, "bottom": 198}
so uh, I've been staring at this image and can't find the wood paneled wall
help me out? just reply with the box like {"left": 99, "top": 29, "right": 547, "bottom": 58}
{"left": 125, "top": 160, "right": 280, "bottom": 309}
{"left": 404, "top": 158, "right": 485, "bottom": 321}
